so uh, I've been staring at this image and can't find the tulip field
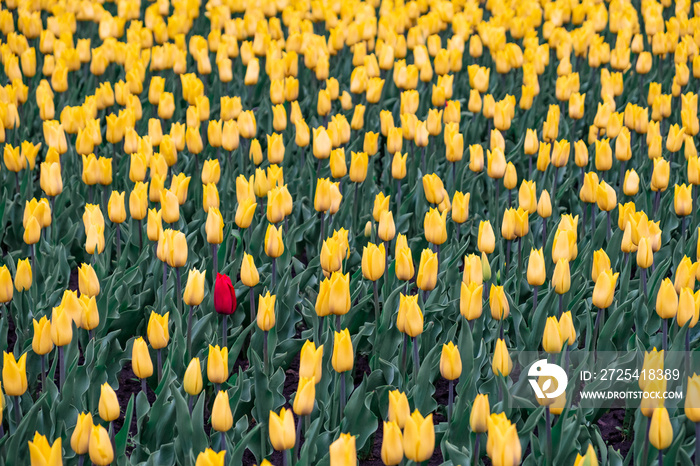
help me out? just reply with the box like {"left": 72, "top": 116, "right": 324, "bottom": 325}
{"left": 5, "top": 0, "right": 700, "bottom": 465}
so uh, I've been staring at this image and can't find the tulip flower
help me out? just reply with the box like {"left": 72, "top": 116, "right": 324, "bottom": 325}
{"left": 269, "top": 407, "right": 295, "bottom": 453}
{"left": 424, "top": 208, "right": 447, "bottom": 246}
{"left": 573, "top": 444, "right": 598, "bottom": 466}
{"left": 489, "top": 285, "right": 510, "bottom": 328}
{"left": 362, "top": 242, "right": 385, "bottom": 282}
{"left": 649, "top": 407, "right": 673, "bottom": 456}
{"left": 195, "top": 449, "right": 226, "bottom": 466}
{"left": 395, "top": 245, "right": 415, "bottom": 282}
{"left": 71, "top": 412, "right": 93, "bottom": 457}
{"left": 656, "top": 278, "right": 678, "bottom": 351}
{"left": 552, "top": 258, "right": 571, "bottom": 297}
{"left": 478, "top": 220, "right": 496, "bottom": 254}
{"left": 32, "top": 314, "right": 54, "bottom": 385}
{"left": 213, "top": 272, "right": 236, "bottom": 348}
{"left": 542, "top": 316, "right": 563, "bottom": 354}
{"left": 204, "top": 343, "right": 230, "bottom": 386}
{"left": 440, "top": 341, "right": 461, "bottom": 420}
{"left": 299, "top": 341, "right": 324, "bottom": 386}
{"left": 28, "top": 432, "right": 62, "bottom": 466}
{"left": 78, "top": 263, "right": 99, "bottom": 298}
{"left": 15, "top": 259, "right": 32, "bottom": 293}
{"left": 184, "top": 357, "right": 203, "bottom": 402}
{"left": 212, "top": 389, "right": 233, "bottom": 437}
{"left": 387, "top": 390, "right": 411, "bottom": 430}
{"left": 486, "top": 412, "right": 522, "bottom": 466}
{"left": 492, "top": 338, "right": 512, "bottom": 377}
{"left": 381, "top": 421, "right": 403, "bottom": 466}
{"left": 460, "top": 281, "right": 483, "bottom": 321}
{"left": 416, "top": 249, "right": 438, "bottom": 293}
{"left": 3, "top": 352, "right": 27, "bottom": 419}
{"left": 470, "top": 394, "right": 490, "bottom": 435}
{"left": 293, "top": 376, "right": 316, "bottom": 421}
{"left": 89, "top": 424, "right": 113, "bottom": 466}
{"left": 592, "top": 269, "right": 619, "bottom": 310}
{"left": 132, "top": 336, "right": 153, "bottom": 389}
{"left": 98, "top": 382, "right": 119, "bottom": 423}
{"left": 403, "top": 410, "right": 434, "bottom": 462}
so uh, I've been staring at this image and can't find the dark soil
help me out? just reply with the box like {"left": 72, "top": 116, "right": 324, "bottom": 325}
{"left": 597, "top": 409, "right": 633, "bottom": 458}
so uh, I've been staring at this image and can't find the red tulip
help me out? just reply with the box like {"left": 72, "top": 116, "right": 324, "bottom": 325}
{"left": 214, "top": 273, "right": 236, "bottom": 315}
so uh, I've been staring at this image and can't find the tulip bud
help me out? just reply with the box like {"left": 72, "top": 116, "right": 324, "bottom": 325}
{"left": 50, "top": 304, "right": 73, "bottom": 347}
{"left": 460, "top": 281, "right": 483, "bottom": 321}
{"left": 257, "top": 292, "right": 276, "bottom": 331}
{"left": 649, "top": 407, "right": 673, "bottom": 450}
{"left": 183, "top": 268, "right": 206, "bottom": 307}
{"left": 291, "top": 376, "right": 316, "bottom": 418}
{"left": 362, "top": 243, "right": 385, "bottom": 281}
{"left": 269, "top": 408, "right": 295, "bottom": 451}
{"left": 332, "top": 328, "right": 354, "bottom": 373}
{"left": 685, "top": 374, "right": 700, "bottom": 422}
{"left": 71, "top": 412, "right": 94, "bottom": 455}
{"left": 492, "top": 338, "right": 513, "bottom": 377}
{"left": 89, "top": 424, "right": 114, "bottom": 466}
{"left": 2, "top": 351, "right": 27, "bottom": 396}
{"left": 98, "top": 383, "right": 119, "bottom": 421}
{"left": 184, "top": 357, "right": 203, "bottom": 395}
{"left": 264, "top": 224, "right": 285, "bottom": 258}
{"left": 132, "top": 337, "right": 153, "bottom": 379}
{"left": 552, "top": 258, "right": 571, "bottom": 294}
{"left": 196, "top": 448, "right": 226, "bottom": 466}
{"left": 470, "top": 394, "right": 490, "bottom": 433}
{"left": 211, "top": 390, "right": 234, "bottom": 432}
{"left": 489, "top": 285, "right": 510, "bottom": 320}
{"left": 656, "top": 278, "right": 679, "bottom": 319}
{"left": 542, "top": 316, "right": 563, "bottom": 353}
{"left": 416, "top": 249, "right": 438, "bottom": 292}
{"left": 440, "top": 342, "right": 462, "bottom": 380}
{"left": 147, "top": 311, "right": 169, "bottom": 349}
{"left": 403, "top": 411, "right": 435, "bottom": 462}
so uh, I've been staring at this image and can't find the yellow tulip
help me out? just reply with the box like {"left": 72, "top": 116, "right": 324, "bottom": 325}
{"left": 28, "top": 432, "right": 62, "bottom": 466}
{"left": 257, "top": 292, "right": 276, "bottom": 331}
{"left": 460, "top": 281, "right": 483, "bottom": 321}
{"left": 684, "top": 374, "right": 700, "bottom": 422}
{"left": 649, "top": 407, "right": 673, "bottom": 450}
{"left": 88, "top": 424, "right": 114, "bottom": 466}
{"left": 299, "top": 340, "right": 324, "bottom": 384}
{"left": 264, "top": 224, "right": 284, "bottom": 258}
{"left": 362, "top": 243, "right": 385, "bottom": 281}
{"left": 527, "top": 249, "right": 546, "bottom": 286}
{"left": 403, "top": 410, "right": 434, "bottom": 462}
{"left": 396, "top": 294, "right": 423, "bottom": 337}
{"left": 416, "top": 249, "right": 438, "bottom": 292}
{"left": 184, "top": 358, "right": 203, "bottom": 395}
{"left": 470, "top": 394, "right": 491, "bottom": 434}
{"left": 492, "top": 338, "right": 512, "bottom": 377}
{"left": 332, "top": 328, "right": 354, "bottom": 373}
{"left": 592, "top": 269, "right": 619, "bottom": 309}
{"left": 132, "top": 337, "right": 153, "bottom": 379}
{"left": 552, "top": 258, "right": 571, "bottom": 294}
{"left": 440, "top": 342, "right": 462, "bottom": 380}
{"left": 388, "top": 390, "right": 410, "bottom": 429}
{"left": 207, "top": 345, "right": 229, "bottom": 384}
{"left": 147, "top": 311, "right": 169, "bottom": 349}
{"left": 489, "top": 285, "right": 510, "bottom": 320}
{"left": 269, "top": 408, "right": 295, "bottom": 451}
{"left": 542, "top": 316, "right": 563, "bottom": 353}
{"left": 3, "top": 351, "right": 27, "bottom": 396}
{"left": 98, "top": 382, "right": 119, "bottom": 422}
{"left": 71, "top": 412, "right": 93, "bottom": 455}
{"left": 656, "top": 278, "right": 678, "bottom": 319}
{"left": 381, "top": 421, "right": 404, "bottom": 466}
{"left": 329, "top": 432, "right": 357, "bottom": 465}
